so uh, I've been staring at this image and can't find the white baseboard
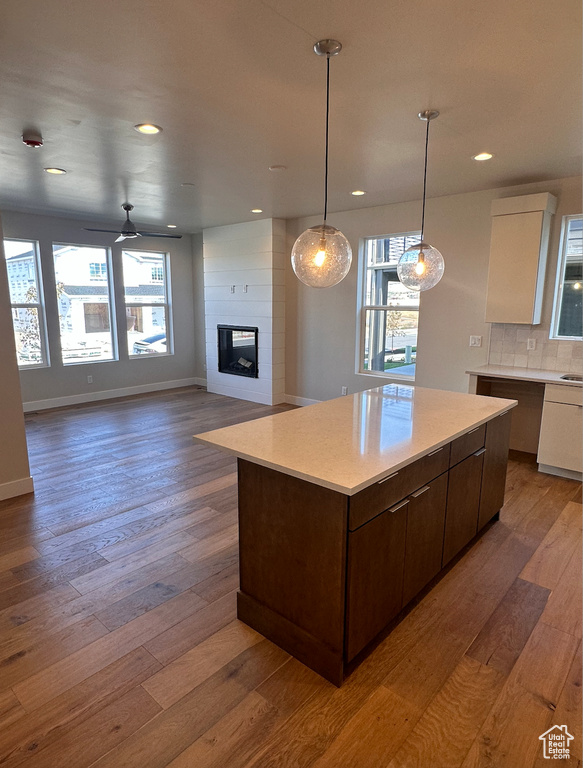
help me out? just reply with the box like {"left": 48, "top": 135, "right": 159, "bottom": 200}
{"left": 23, "top": 377, "right": 204, "bottom": 412}
{"left": 0, "top": 476, "right": 34, "bottom": 501}
{"left": 284, "top": 395, "right": 322, "bottom": 407}
{"left": 538, "top": 463, "right": 582, "bottom": 482}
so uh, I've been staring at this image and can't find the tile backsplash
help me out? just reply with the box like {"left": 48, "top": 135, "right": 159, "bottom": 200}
{"left": 488, "top": 324, "right": 583, "bottom": 374}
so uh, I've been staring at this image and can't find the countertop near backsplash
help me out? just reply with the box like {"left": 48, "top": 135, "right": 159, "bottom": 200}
{"left": 488, "top": 323, "right": 582, "bottom": 375}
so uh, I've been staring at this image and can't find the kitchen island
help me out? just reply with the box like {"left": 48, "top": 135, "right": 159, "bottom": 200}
{"left": 194, "top": 384, "right": 516, "bottom": 685}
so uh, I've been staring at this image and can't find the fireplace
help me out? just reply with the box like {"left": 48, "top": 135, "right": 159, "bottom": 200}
{"left": 217, "top": 325, "right": 258, "bottom": 378}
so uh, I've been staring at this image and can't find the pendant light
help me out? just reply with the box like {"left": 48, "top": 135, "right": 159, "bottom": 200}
{"left": 397, "top": 110, "right": 445, "bottom": 292}
{"left": 291, "top": 40, "right": 352, "bottom": 288}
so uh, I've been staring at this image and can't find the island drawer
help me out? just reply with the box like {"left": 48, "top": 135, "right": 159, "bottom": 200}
{"left": 449, "top": 424, "right": 486, "bottom": 467}
{"left": 348, "top": 444, "right": 450, "bottom": 530}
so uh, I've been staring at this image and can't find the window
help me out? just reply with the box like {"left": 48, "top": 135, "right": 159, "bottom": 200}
{"left": 53, "top": 244, "right": 116, "bottom": 364}
{"left": 551, "top": 215, "right": 582, "bottom": 340}
{"left": 122, "top": 250, "right": 172, "bottom": 357}
{"left": 4, "top": 239, "right": 49, "bottom": 367}
{"left": 360, "top": 232, "right": 421, "bottom": 377}
{"left": 89, "top": 262, "right": 107, "bottom": 280}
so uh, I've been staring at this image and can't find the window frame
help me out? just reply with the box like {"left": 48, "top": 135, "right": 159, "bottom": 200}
{"left": 4, "top": 237, "right": 50, "bottom": 369}
{"left": 550, "top": 214, "right": 583, "bottom": 341}
{"left": 357, "top": 230, "right": 421, "bottom": 381}
{"left": 122, "top": 249, "right": 173, "bottom": 360}
{"left": 52, "top": 242, "right": 118, "bottom": 366}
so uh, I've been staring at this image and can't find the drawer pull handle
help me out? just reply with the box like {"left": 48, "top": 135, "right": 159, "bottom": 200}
{"left": 388, "top": 499, "right": 409, "bottom": 514}
{"left": 468, "top": 427, "right": 481, "bottom": 435}
{"left": 428, "top": 447, "right": 443, "bottom": 457}
{"left": 474, "top": 447, "right": 486, "bottom": 456}
{"left": 411, "top": 485, "right": 430, "bottom": 498}
{"left": 379, "top": 472, "right": 398, "bottom": 484}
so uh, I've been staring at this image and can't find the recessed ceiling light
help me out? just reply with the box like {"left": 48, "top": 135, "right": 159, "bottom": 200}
{"left": 351, "top": 190, "right": 366, "bottom": 196}
{"left": 44, "top": 167, "right": 67, "bottom": 175}
{"left": 167, "top": 224, "right": 177, "bottom": 228}
{"left": 473, "top": 152, "right": 493, "bottom": 161}
{"left": 251, "top": 209, "right": 263, "bottom": 214}
{"left": 268, "top": 165, "right": 287, "bottom": 172}
{"left": 134, "top": 124, "right": 162, "bottom": 135}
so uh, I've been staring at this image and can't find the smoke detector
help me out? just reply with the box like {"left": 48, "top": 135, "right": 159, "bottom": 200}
{"left": 22, "top": 130, "right": 43, "bottom": 148}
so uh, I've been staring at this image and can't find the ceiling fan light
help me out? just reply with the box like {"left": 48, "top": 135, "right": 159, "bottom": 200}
{"left": 397, "top": 242, "right": 445, "bottom": 291}
{"left": 291, "top": 224, "right": 352, "bottom": 288}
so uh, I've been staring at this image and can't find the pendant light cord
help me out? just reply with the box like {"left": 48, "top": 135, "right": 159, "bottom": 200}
{"left": 323, "top": 53, "right": 331, "bottom": 227}
{"left": 420, "top": 116, "right": 430, "bottom": 241}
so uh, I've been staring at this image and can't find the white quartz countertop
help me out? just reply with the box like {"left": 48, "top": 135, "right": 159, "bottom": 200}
{"left": 466, "top": 364, "right": 582, "bottom": 388}
{"left": 193, "top": 385, "right": 517, "bottom": 495}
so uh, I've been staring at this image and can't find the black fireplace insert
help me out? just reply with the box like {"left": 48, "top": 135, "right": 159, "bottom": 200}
{"left": 217, "top": 325, "right": 258, "bottom": 378}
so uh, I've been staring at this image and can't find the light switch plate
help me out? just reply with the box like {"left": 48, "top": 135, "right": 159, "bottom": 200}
{"left": 469, "top": 336, "right": 482, "bottom": 347}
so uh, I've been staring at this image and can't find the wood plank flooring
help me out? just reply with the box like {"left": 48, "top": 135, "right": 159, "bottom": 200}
{"left": 0, "top": 386, "right": 580, "bottom": 767}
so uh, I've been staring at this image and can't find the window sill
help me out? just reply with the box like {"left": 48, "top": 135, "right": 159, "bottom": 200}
{"left": 357, "top": 370, "right": 416, "bottom": 384}
{"left": 129, "top": 352, "right": 174, "bottom": 360}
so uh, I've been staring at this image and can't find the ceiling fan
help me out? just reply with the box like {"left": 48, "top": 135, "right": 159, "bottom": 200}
{"left": 84, "top": 203, "right": 182, "bottom": 242}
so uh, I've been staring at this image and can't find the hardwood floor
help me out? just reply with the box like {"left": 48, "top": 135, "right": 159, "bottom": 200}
{"left": 0, "top": 386, "right": 580, "bottom": 767}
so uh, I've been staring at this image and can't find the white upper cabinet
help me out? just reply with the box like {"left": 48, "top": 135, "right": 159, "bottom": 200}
{"left": 485, "top": 193, "right": 557, "bottom": 324}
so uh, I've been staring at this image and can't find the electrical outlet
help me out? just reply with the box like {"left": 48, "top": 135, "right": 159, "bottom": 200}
{"left": 469, "top": 335, "right": 482, "bottom": 347}
{"left": 341, "top": 386, "right": 348, "bottom": 396}
{"left": 87, "top": 375, "right": 93, "bottom": 384}
{"left": 527, "top": 338, "right": 536, "bottom": 351}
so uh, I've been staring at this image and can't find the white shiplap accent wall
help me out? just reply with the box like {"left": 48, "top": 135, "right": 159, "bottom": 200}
{"left": 203, "top": 218, "right": 286, "bottom": 405}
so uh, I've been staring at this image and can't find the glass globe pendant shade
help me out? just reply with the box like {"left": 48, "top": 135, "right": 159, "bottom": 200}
{"left": 397, "top": 241, "right": 445, "bottom": 292}
{"left": 291, "top": 224, "right": 352, "bottom": 288}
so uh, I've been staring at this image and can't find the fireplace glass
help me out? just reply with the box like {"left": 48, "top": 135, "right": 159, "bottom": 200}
{"left": 217, "top": 325, "right": 258, "bottom": 378}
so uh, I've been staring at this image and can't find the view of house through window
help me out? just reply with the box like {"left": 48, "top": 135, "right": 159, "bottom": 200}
{"left": 122, "top": 250, "right": 171, "bottom": 356}
{"left": 4, "top": 238, "right": 48, "bottom": 367}
{"left": 361, "top": 232, "right": 421, "bottom": 376}
{"left": 52, "top": 244, "right": 116, "bottom": 364}
{"left": 551, "top": 215, "right": 582, "bottom": 340}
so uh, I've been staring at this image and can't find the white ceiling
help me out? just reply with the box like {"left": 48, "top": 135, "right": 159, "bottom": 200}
{"left": 0, "top": 0, "right": 580, "bottom": 234}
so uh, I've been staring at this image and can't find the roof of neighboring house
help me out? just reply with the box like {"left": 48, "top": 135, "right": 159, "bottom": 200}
{"left": 62, "top": 285, "right": 164, "bottom": 296}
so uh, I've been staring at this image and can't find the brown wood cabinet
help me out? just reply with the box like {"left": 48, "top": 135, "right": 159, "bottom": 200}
{"left": 442, "top": 449, "right": 485, "bottom": 566}
{"left": 478, "top": 410, "right": 512, "bottom": 530}
{"left": 236, "top": 414, "right": 511, "bottom": 686}
{"left": 345, "top": 498, "right": 408, "bottom": 661}
{"left": 349, "top": 445, "right": 449, "bottom": 530}
{"left": 402, "top": 472, "right": 448, "bottom": 605}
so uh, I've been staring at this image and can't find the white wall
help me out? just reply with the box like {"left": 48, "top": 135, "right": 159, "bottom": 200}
{"left": 203, "top": 218, "right": 286, "bottom": 405}
{"left": 192, "top": 232, "right": 206, "bottom": 382}
{"left": 0, "top": 215, "right": 33, "bottom": 499}
{"left": 2, "top": 210, "right": 201, "bottom": 409}
{"left": 286, "top": 176, "right": 582, "bottom": 402}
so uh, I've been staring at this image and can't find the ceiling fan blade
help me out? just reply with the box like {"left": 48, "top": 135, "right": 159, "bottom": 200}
{"left": 84, "top": 228, "right": 121, "bottom": 234}
{"left": 115, "top": 234, "right": 127, "bottom": 243}
{"left": 136, "top": 231, "right": 183, "bottom": 239}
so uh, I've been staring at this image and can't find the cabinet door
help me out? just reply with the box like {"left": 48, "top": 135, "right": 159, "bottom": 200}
{"left": 345, "top": 499, "right": 407, "bottom": 662}
{"left": 443, "top": 451, "right": 484, "bottom": 566}
{"left": 478, "top": 411, "right": 512, "bottom": 530}
{"left": 538, "top": 401, "right": 583, "bottom": 473}
{"left": 485, "top": 211, "right": 546, "bottom": 324}
{"left": 402, "top": 473, "right": 448, "bottom": 606}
